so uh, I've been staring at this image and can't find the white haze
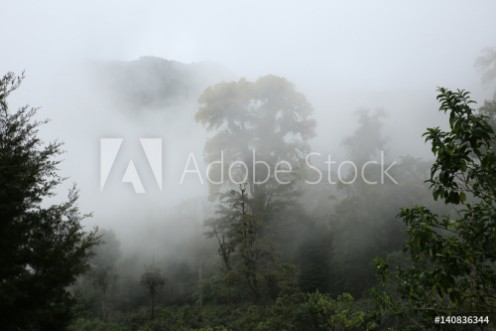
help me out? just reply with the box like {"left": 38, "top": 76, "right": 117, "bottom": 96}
{"left": 1, "top": 0, "right": 496, "bottom": 254}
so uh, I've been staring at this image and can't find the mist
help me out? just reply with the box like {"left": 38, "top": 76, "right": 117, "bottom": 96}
{"left": 1, "top": 1, "right": 496, "bottom": 329}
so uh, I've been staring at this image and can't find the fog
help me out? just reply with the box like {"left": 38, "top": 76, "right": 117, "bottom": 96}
{"left": 1, "top": 0, "right": 494, "bottom": 239}
{"left": 1, "top": 1, "right": 496, "bottom": 326}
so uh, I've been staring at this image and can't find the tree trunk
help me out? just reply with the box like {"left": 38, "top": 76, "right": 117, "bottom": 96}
{"left": 227, "top": 282, "right": 231, "bottom": 307}
{"left": 151, "top": 292, "right": 155, "bottom": 319}
{"left": 198, "top": 265, "right": 203, "bottom": 308}
{"left": 101, "top": 294, "right": 106, "bottom": 321}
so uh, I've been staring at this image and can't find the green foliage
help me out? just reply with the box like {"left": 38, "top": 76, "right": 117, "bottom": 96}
{"left": 68, "top": 318, "right": 130, "bottom": 331}
{"left": 425, "top": 88, "right": 495, "bottom": 204}
{"left": 297, "top": 224, "right": 332, "bottom": 294}
{"left": 196, "top": 75, "right": 315, "bottom": 203}
{"left": 294, "top": 291, "right": 336, "bottom": 330}
{"left": 69, "top": 293, "right": 375, "bottom": 331}
{"left": 196, "top": 75, "right": 315, "bottom": 161}
{"left": 0, "top": 72, "right": 98, "bottom": 330}
{"left": 205, "top": 185, "right": 298, "bottom": 304}
{"left": 375, "top": 88, "right": 496, "bottom": 328}
{"left": 263, "top": 291, "right": 376, "bottom": 331}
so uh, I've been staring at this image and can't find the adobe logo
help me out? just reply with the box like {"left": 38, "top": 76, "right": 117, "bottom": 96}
{"left": 100, "top": 138, "right": 162, "bottom": 194}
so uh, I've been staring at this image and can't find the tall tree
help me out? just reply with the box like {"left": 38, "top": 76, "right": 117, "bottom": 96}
{"left": 0, "top": 72, "right": 98, "bottom": 330}
{"left": 205, "top": 200, "right": 236, "bottom": 305}
{"left": 330, "top": 110, "right": 400, "bottom": 297}
{"left": 475, "top": 47, "right": 496, "bottom": 84}
{"left": 89, "top": 229, "right": 121, "bottom": 321}
{"left": 196, "top": 75, "right": 315, "bottom": 201}
{"left": 375, "top": 88, "right": 496, "bottom": 328}
{"left": 197, "top": 76, "right": 315, "bottom": 302}
{"left": 342, "top": 109, "right": 387, "bottom": 165}
{"left": 230, "top": 185, "right": 270, "bottom": 302}
{"left": 477, "top": 46, "right": 496, "bottom": 135}
{"left": 210, "top": 185, "right": 297, "bottom": 303}
{"left": 140, "top": 264, "right": 166, "bottom": 319}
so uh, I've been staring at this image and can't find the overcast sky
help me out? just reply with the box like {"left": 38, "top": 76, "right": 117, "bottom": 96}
{"left": 1, "top": 0, "right": 495, "bottom": 89}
